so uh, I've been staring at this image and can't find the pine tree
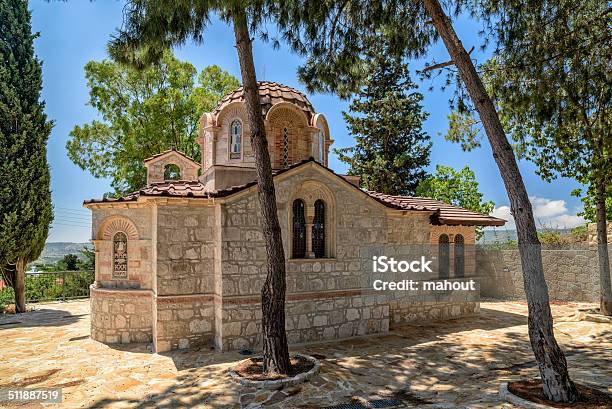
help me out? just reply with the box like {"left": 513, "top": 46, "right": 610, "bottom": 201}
{"left": 272, "top": 0, "right": 577, "bottom": 401}
{"left": 109, "top": 1, "right": 292, "bottom": 373}
{"left": 336, "top": 44, "right": 431, "bottom": 196}
{"left": 0, "top": 0, "right": 54, "bottom": 313}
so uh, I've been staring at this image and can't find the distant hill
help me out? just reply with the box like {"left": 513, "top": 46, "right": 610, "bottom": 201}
{"left": 35, "top": 242, "right": 91, "bottom": 265}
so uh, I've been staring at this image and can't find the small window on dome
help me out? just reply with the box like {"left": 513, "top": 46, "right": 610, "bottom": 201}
{"left": 230, "top": 120, "right": 242, "bottom": 159}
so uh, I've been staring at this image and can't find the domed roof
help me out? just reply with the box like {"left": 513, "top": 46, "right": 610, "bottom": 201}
{"left": 212, "top": 81, "right": 315, "bottom": 121}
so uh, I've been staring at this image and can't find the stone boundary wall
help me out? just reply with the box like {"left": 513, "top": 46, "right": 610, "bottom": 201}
{"left": 90, "top": 286, "right": 153, "bottom": 344}
{"left": 477, "top": 247, "right": 609, "bottom": 302}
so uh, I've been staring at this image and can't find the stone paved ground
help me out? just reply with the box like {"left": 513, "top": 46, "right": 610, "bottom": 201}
{"left": 0, "top": 300, "right": 610, "bottom": 408}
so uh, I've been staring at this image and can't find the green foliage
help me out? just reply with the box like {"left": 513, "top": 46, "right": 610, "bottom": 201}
{"left": 78, "top": 246, "right": 95, "bottom": 271}
{"left": 67, "top": 51, "right": 239, "bottom": 195}
{"left": 0, "top": 271, "right": 94, "bottom": 310}
{"left": 334, "top": 41, "right": 431, "bottom": 196}
{"left": 56, "top": 254, "right": 79, "bottom": 271}
{"left": 416, "top": 165, "right": 495, "bottom": 240}
{"left": 570, "top": 225, "right": 588, "bottom": 242}
{"left": 572, "top": 186, "right": 612, "bottom": 223}
{"left": 0, "top": 0, "right": 54, "bottom": 271}
{"left": 446, "top": 0, "right": 610, "bottom": 227}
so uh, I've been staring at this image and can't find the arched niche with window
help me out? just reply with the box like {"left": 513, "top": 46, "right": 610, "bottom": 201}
{"left": 229, "top": 119, "right": 242, "bottom": 159}
{"left": 163, "top": 163, "right": 181, "bottom": 181}
{"left": 292, "top": 199, "right": 306, "bottom": 258}
{"left": 288, "top": 181, "right": 335, "bottom": 260}
{"left": 454, "top": 234, "right": 465, "bottom": 278}
{"left": 438, "top": 234, "right": 450, "bottom": 279}
{"left": 113, "top": 232, "right": 128, "bottom": 279}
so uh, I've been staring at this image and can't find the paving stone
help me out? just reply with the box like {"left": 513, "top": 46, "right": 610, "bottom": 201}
{"left": 0, "top": 300, "right": 609, "bottom": 408}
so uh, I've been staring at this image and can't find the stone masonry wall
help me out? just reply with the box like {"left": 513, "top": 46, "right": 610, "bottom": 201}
{"left": 90, "top": 286, "right": 153, "bottom": 344}
{"left": 217, "top": 165, "right": 480, "bottom": 351}
{"left": 477, "top": 247, "right": 604, "bottom": 302}
{"left": 154, "top": 204, "right": 219, "bottom": 351}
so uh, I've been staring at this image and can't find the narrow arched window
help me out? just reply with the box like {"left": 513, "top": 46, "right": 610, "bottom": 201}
{"left": 113, "top": 232, "right": 128, "bottom": 278}
{"left": 438, "top": 234, "right": 450, "bottom": 279}
{"left": 313, "top": 199, "right": 326, "bottom": 258}
{"left": 230, "top": 120, "right": 242, "bottom": 159}
{"left": 318, "top": 126, "right": 325, "bottom": 164}
{"left": 283, "top": 127, "right": 289, "bottom": 168}
{"left": 292, "top": 199, "right": 306, "bottom": 258}
{"left": 164, "top": 163, "right": 181, "bottom": 181}
{"left": 454, "top": 234, "right": 465, "bottom": 278}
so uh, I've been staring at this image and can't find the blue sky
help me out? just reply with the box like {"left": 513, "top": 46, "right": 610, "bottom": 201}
{"left": 30, "top": 1, "right": 585, "bottom": 243}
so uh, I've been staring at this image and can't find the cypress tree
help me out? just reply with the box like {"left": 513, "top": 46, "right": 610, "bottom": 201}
{"left": 335, "top": 43, "right": 431, "bottom": 196}
{"left": 0, "top": 0, "right": 54, "bottom": 312}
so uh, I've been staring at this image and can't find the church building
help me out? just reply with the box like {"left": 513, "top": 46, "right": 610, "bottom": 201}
{"left": 84, "top": 82, "right": 505, "bottom": 352}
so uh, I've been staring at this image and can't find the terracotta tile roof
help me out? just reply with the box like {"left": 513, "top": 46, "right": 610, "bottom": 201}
{"left": 212, "top": 81, "right": 315, "bottom": 120}
{"left": 366, "top": 192, "right": 506, "bottom": 226}
{"left": 143, "top": 148, "right": 197, "bottom": 164}
{"left": 84, "top": 158, "right": 505, "bottom": 226}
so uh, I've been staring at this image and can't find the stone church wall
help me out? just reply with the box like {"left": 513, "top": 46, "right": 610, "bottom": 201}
{"left": 216, "top": 166, "right": 480, "bottom": 351}
{"left": 154, "top": 204, "right": 218, "bottom": 352}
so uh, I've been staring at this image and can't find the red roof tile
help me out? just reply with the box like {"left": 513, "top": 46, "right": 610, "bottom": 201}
{"left": 212, "top": 81, "right": 315, "bottom": 120}
{"left": 84, "top": 159, "right": 505, "bottom": 226}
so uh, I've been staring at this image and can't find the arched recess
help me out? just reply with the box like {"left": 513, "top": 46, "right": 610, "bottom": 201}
{"left": 98, "top": 216, "right": 139, "bottom": 241}
{"left": 288, "top": 180, "right": 336, "bottom": 259}
{"left": 267, "top": 103, "right": 310, "bottom": 168}
{"left": 215, "top": 102, "right": 250, "bottom": 163}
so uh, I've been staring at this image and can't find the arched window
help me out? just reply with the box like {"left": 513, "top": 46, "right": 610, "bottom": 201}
{"left": 292, "top": 200, "right": 306, "bottom": 258}
{"left": 163, "top": 163, "right": 181, "bottom": 181}
{"left": 454, "top": 234, "right": 465, "bottom": 278}
{"left": 438, "top": 234, "right": 450, "bottom": 279}
{"left": 113, "top": 232, "right": 128, "bottom": 278}
{"left": 317, "top": 125, "right": 325, "bottom": 164}
{"left": 230, "top": 120, "right": 242, "bottom": 159}
{"left": 313, "top": 200, "right": 326, "bottom": 258}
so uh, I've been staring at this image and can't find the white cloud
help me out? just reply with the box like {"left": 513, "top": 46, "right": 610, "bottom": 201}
{"left": 489, "top": 196, "right": 586, "bottom": 230}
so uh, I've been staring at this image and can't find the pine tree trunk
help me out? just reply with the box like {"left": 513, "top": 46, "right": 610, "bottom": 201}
{"left": 14, "top": 258, "right": 26, "bottom": 313}
{"left": 595, "top": 177, "right": 612, "bottom": 315}
{"left": 422, "top": 0, "right": 577, "bottom": 402}
{"left": 231, "top": 6, "right": 292, "bottom": 375}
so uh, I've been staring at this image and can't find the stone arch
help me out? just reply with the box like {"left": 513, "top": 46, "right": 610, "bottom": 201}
{"left": 98, "top": 216, "right": 139, "bottom": 241}
{"left": 268, "top": 104, "right": 311, "bottom": 168}
{"left": 266, "top": 102, "right": 310, "bottom": 127}
{"left": 288, "top": 180, "right": 336, "bottom": 258}
{"left": 215, "top": 102, "right": 250, "bottom": 162}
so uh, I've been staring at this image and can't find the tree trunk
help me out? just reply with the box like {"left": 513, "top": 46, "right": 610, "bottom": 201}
{"left": 14, "top": 258, "right": 26, "bottom": 313}
{"left": 231, "top": 6, "right": 292, "bottom": 375}
{"left": 422, "top": 0, "right": 577, "bottom": 402}
{"left": 595, "top": 177, "right": 612, "bottom": 315}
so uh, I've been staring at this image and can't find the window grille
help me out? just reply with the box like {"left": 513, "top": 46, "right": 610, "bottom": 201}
{"left": 439, "top": 234, "right": 450, "bottom": 279}
{"left": 454, "top": 234, "right": 465, "bottom": 277}
{"left": 113, "top": 232, "right": 128, "bottom": 278}
{"left": 283, "top": 127, "right": 289, "bottom": 168}
{"left": 292, "top": 200, "right": 306, "bottom": 258}
{"left": 312, "top": 200, "right": 325, "bottom": 258}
